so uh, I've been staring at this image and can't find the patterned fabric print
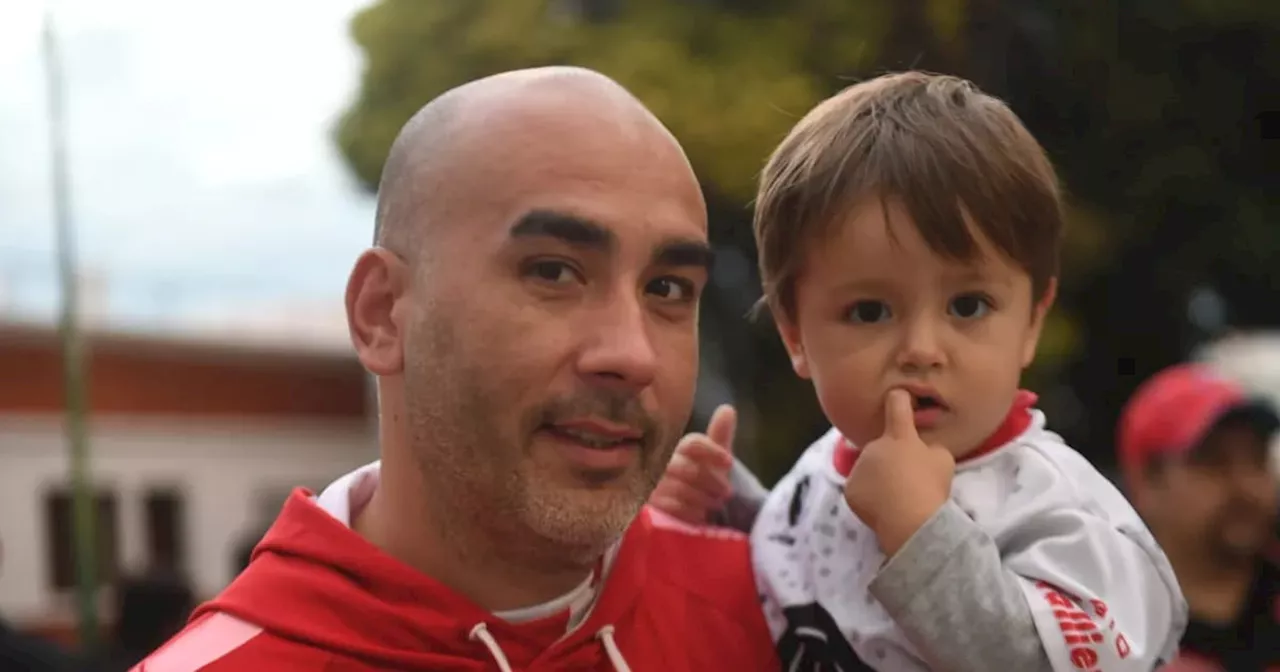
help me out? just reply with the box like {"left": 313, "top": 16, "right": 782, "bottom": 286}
{"left": 755, "top": 430, "right": 922, "bottom": 670}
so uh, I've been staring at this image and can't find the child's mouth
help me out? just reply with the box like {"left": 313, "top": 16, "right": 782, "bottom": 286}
{"left": 912, "top": 395, "right": 944, "bottom": 411}
{"left": 908, "top": 393, "right": 948, "bottom": 429}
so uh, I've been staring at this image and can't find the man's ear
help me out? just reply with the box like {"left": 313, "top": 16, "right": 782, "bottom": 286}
{"left": 346, "top": 248, "right": 410, "bottom": 376}
{"left": 1021, "top": 277, "right": 1058, "bottom": 368}
{"left": 775, "top": 308, "right": 812, "bottom": 380}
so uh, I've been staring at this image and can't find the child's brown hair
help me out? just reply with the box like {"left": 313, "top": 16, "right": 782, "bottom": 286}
{"left": 754, "top": 71, "right": 1065, "bottom": 319}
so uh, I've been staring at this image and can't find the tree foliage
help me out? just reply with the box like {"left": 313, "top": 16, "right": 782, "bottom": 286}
{"left": 336, "top": 0, "right": 908, "bottom": 203}
{"left": 1008, "top": 1, "right": 1280, "bottom": 466}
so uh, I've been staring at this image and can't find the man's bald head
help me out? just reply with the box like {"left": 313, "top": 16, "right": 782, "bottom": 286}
{"left": 373, "top": 66, "right": 687, "bottom": 260}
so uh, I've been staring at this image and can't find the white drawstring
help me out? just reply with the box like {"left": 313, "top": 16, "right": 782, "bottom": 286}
{"left": 595, "top": 625, "right": 632, "bottom": 672}
{"left": 469, "top": 621, "right": 631, "bottom": 671}
{"left": 469, "top": 623, "right": 514, "bottom": 672}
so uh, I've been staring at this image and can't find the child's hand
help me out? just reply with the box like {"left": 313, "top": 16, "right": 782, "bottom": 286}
{"left": 647, "top": 404, "right": 737, "bottom": 525}
{"left": 845, "top": 389, "right": 955, "bottom": 556}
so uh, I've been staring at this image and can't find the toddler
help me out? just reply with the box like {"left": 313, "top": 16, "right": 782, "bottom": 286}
{"left": 649, "top": 72, "right": 1187, "bottom": 671}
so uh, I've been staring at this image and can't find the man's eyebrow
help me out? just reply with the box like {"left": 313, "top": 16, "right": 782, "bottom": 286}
{"left": 508, "top": 209, "right": 615, "bottom": 251}
{"left": 508, "top": 209, "right": 712, "bottom": 270}
{"left": 653, "top": 240, "right": 714, "bottom": 271}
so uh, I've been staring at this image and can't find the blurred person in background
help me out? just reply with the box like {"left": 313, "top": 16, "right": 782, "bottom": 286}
{"left": 1119, "top": 363, "right": 1280, "bottom": 670}
{"left": 0, "top": 541, "right": 82, "bottom": 671}
{"left": 95, "top": 572, "right": 194, "bottom": 672}
{"left": 131, "top": 66, "right": 775, "bottom": 671}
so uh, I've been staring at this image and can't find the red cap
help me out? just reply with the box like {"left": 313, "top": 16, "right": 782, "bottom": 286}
{"left": 1117, "top": 363, "right": 1278, "bottom": 480}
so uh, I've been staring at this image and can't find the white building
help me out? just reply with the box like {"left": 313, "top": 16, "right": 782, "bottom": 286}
{"left": 0, "top": 319, "right": 376, "bottom": 641}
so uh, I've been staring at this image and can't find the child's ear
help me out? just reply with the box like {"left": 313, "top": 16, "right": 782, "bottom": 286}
{"left": 775, "top": 308, "right": 812, "bottom": 380}
{"left": 1021, "top": 277, "right": 1058, "bottom": 368}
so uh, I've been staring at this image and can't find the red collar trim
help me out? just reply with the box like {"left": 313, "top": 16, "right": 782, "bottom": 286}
{"left": 833, "top": 389, "right": 1038, "bottom": 478}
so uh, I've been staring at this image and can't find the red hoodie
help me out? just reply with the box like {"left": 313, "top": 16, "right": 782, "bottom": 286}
{"left": 132, "top": 490, "right": 779, "bottom": 671}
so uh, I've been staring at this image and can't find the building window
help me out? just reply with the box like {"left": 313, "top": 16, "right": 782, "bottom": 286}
{"left": 44, "top": 487, "right": 119, "bottom": 591}
{"left": 144, "top": 489, "right": 186, "bottom": 574}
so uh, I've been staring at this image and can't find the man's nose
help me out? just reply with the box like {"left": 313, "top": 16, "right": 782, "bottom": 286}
{"left": 576, "top": 296, "right": 658, "bottom": 392}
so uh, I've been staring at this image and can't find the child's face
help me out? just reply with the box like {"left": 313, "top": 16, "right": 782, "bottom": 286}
{"left": 777, "top": 198, "right": 1055, "bottom": 457}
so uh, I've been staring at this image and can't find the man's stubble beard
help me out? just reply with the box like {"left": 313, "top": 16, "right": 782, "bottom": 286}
{"left": 402, "top": 316, "right": 671, "bottom": 570}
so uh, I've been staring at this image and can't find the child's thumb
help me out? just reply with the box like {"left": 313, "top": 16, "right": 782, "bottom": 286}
{"left": 705, "top": 404, "right": 737, "bottom": 455}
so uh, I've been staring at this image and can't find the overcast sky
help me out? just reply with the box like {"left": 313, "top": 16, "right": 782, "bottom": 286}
{"left": 0, "top": 0, "right": 375, "bottom": 338}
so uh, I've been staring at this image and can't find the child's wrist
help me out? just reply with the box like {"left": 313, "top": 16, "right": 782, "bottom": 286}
{"left": 873, "top": 497, "right": 946, "bottom": 557}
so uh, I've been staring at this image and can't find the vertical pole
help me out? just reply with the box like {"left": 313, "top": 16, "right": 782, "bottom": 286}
{"left": 42, "top": 4, "right": 100, "bottom": 653}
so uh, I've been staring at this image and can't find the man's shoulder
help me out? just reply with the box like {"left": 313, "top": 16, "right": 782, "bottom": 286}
{"left": 642, "top": 505, "right": 753, "bottom": 560}
{"left": 632, "top": 507, "right": 777, "bottom": 665}
{"left": 638, "top": 506, "right": 759, "bottom": 604}
{"left": 131, "top": 611, "right": 331, "bottom": 672}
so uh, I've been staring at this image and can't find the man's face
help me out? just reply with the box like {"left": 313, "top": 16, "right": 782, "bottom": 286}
{"left": 778, "top": 198, "right": 1052, "bottom": 457}
{"left": 1144, "top": 419, "right": 1278, "bottom": 564}
{"left": 399, "top": 109, "right": 709, "bottom": 559}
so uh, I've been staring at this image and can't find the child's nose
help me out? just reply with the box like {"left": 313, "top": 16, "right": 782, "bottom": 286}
{"left": 895, "top": 316, "right": 946, "bottom": 371}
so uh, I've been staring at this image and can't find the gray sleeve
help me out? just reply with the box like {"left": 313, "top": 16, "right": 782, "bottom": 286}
{"left": 868, "top": 501, "right": 1054, "bottom": 672}
{"left": 707, "top": 458, "right": 769, "bottom": 533}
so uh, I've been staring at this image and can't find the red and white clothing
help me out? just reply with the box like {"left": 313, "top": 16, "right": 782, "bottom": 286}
{"left": 750, "top": 394, "right": 1188, "bottom": 671}
{"left": 132, "top": 462, "right": 779, "bottom": 671}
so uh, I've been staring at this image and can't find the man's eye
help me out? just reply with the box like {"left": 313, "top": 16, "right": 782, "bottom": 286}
{"left": 646, "top": 277, "right": 696, "bottom": 302}
{"left": 949, "top": 294, "right": 992, "bottom": 319}
{"left": 846, "top": 300, "right": 891, "bottom": 324}
{"left": 524, "top": 261, "right": 580, "bottom": 285}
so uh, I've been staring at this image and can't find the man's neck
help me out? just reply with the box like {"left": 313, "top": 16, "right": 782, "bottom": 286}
{"left": 353, "top": 459, "right": 596, "bottom": 613}
{"left": 1169, "top": 548, "right": 1256, "bottom": 624}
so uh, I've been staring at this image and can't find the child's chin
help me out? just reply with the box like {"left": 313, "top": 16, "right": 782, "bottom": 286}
{"left": 925, "top": 426, "right": 978, "bottom": 457}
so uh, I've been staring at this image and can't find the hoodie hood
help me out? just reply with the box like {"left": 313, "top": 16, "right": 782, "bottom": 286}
{"left": 200, "top": 489, "right": 647, "bottom": 670}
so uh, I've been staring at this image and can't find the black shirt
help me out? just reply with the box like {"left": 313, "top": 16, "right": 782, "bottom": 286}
{"left": 1180, "top": 559, "right": 1280, "bottom": 671}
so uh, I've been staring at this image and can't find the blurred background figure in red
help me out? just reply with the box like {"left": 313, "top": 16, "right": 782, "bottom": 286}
{"left": 1120, "top": 364, "right": 1280, "bottom": 670}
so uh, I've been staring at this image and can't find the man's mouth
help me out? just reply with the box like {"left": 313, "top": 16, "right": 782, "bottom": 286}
{"left": 542, "top": 420, "right": 644, "bottom": 450}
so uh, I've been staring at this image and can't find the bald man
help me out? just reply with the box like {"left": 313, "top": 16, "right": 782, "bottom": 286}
{"left": 131, "top": 68, "right": 779, "bottom": 671}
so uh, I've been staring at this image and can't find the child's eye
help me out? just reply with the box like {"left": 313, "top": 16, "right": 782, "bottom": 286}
{"left": 846, "top": 300, "right": 891, "bottom": 324}
{"left": 948, "top": 294, "right": 992, "bottom": 319}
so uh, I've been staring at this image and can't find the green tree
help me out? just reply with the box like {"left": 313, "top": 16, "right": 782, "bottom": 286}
{"left": 336, "top": 1, "right": 904, "bottom": 204}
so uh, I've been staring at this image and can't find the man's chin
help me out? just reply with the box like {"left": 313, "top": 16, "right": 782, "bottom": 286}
{"left": 523, "top": 485, "right": 645, "bottom": 549}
